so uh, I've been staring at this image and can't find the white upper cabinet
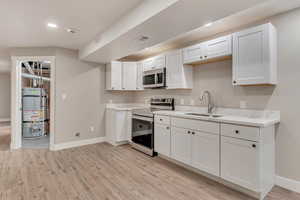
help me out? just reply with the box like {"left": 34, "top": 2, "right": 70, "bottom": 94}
{"left": 183, "top": 43, "right": 204, "bottom": 64}
{"left": 136, "top": 62, "right": 144, "bottom": 90}
{"left": 106, "top": 61, "right": 122, "bottom": 90}
{"left": 106, "top": 61, "right": 138, "bottom": 91}
{"left": 183, "top": 34, "right": 232, "bottom": 65}
{"left": 232, "top": 23, "right": 277, "bottom": 86}
{"left": 166, "top": 49, "right": 193, "bottom": 89}
{"left": 203, "top": 35, "right": 232, "bottom": 60}
{"left": 143, "top": 55, "right": 166, "bottom": 71}
{"left": 122, "top": 62, "right": 137, "bottom": 90}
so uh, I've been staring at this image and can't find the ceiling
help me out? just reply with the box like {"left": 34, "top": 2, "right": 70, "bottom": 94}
{"left": 0, "top": 0, "right": 143, "bottom": 50}
{"left": 80, "top": 0, "right": 300, "bottom": 63}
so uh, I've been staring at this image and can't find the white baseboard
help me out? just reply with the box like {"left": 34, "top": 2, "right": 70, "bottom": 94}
{"left": 51, "top": 137, "right": 106, "bottom": 151}
{"left": 276, "top": 176, "right": 300, "bottom": 193}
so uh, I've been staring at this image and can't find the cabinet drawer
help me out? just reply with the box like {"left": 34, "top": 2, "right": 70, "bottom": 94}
{"left": 221, "top": 124, "right": 259, "bottom": 141}
{"left": 155, "top": 115, "right": 170, "bottom": 125}
{"left": 171, "top": 117, "right": 219, "bottom": 134}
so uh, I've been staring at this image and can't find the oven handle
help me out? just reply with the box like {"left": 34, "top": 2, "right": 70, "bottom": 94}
{"left": 132, "top": 115, "right": 154, "bottom": 122}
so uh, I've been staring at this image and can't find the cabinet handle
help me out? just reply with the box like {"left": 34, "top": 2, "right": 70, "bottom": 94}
{"left": 204, "top": 55, "right": 207, "bottom": 58}
{"left": 192, "top": 132, "right": 195, "bottom": 135}
{"left": 166, "top": 127, "right": 170, "bottom": 130}
{"left": 235, "top": 130, "right": 239, "bottom": 134}
{"left": 252, "top": 144, "right": 256, "bottom": 148}
{"left": 233, "top": 80, "right": 237, "bottom": 84}
{"left": 187, "top": 131, "right": 191, "bottom": 134}
{"left": 200, "top": 56, "right": 203, "bottom": 59}
{"left": 160, "top": 119, "right": 163, "bottom": 121}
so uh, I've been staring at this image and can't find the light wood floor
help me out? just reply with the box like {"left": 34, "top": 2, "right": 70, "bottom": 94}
{"left": 0, "top": 140, "right": 300, "bottom": 200}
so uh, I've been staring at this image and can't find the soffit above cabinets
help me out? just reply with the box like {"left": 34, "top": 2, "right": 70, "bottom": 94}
{"left": 80, "top": 0, "right": 300, "bottom": 63}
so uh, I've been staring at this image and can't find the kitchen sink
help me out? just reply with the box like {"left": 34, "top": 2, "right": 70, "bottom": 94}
{"left": 185, "top": 113, "right": 223, "bottom": 118}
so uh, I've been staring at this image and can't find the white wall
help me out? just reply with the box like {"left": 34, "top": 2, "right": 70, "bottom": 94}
{"left": 132, "top": 8, "right": 300, "bottom": 182}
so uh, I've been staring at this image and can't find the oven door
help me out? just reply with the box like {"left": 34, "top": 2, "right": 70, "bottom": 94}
{"left": 132, "top": 115, "right": 154, "bottom": 151}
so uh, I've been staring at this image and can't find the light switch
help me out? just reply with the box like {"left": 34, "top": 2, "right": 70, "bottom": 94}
{"left": 240, "top": 101, "right": 247, "bottom": 109}
{"left": 62, "top": 93, "right": 67, "bottom": 101}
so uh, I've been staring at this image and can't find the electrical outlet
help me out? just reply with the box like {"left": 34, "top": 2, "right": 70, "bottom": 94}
{"left": 89, "top": 126, "right": 95, "bottom": 133}
{"left": 190, "top": 99, "right": 195, "bottom": 106}
{"left": 180, "top": 99, "right": 185, "bottom": 105}
{"left": 240, "top": 101, "right": 247, "bottom": 109}
{"left": 75, "top": 132, "right": 80, "bottom": 137}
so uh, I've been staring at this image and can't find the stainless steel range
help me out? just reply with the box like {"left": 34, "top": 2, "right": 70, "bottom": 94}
{"left": 131, "top": 98, "right": 174, "bottom": 156}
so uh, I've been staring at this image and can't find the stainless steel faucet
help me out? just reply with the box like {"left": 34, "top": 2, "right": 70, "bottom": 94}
{"left": 199, "top": 90, "right": 214, "bottom": 114}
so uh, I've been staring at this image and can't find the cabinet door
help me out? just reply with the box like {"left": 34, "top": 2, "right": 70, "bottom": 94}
{"left": 221, "top": 136, "right": 259, "bottom": 192}
{"left": 154, "top": 55, "right": 166, "bottom": 69}
{"left": 232, "top": 23, "right": 276, "bottom": 85}
{"left": 166, "top": 50, "right": 181, "bottom": 89}
{"left": 191, "top": 131, "right": 220, "bottom": 176}
{"left": 154, "top": 123, "right": 171, "bottom": 157}
{"left": 122, "top": 62, "right": 137, "bottom": 90}
{"left": 171, "top": 127, "right": 191, "bottom": 164}
{"left": 106, "top": 61, "right": 122, "bottom": 90}
{"left": 182, "top": 43, "right": 204, "bottom": 64}
{"left": 204, "top": 35, "right": 232, "bottom": 60}
{"left": 136, "top": 62, "right": 144, "bottom": 90}
{"left": 142, "top": 58, "right": 155, "bottom": 71}
{"left": 115, "top": 111, "right": 129, "bottom": 142}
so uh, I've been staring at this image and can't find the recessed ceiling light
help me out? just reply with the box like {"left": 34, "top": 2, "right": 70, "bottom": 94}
{"left": 204, "top": 22, "right": 213, "bottom": 27}
{"left": 47, "top": 23, "right": 58, "bottom": 28}
{"left": 66, "top": 28, "right": 78, "bottom": 34}
{"left": 139, "top": 36, "right": 150, "bottom": 42}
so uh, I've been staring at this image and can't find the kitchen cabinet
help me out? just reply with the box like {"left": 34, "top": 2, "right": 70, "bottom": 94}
{"left": 106, "top": 61, "right": 138, "bottom": 91}
{"left": 155, "top": 114, "right": 275, "bottom": 199}
{"left": 154, "top": 123, "right": 171, "bottom": 157}
{"left": 105, "top": 108, "right": 131, "bottom": 146}
{"left": 182, "top": 43, "right": 204, "bottom": 64}
{"left": 191, "top": 131, "right": 219, "bottom": 176}
{"left": 182, "top": 34, "right": 232, "bottom": 65}
{"left": 122, "top": 62, "right": 137, "bottom": 90}
{"left": 106, "top": 61, "right": 122, "bottom": 90}
{"left": 171, "top": 127, "right": 191, "bottom": 165}
{"left": 203, "top": 35, "right": 232, "bottom": 60}
{"left": 136, "top": 62, "right": 144, "bottom": 90}
{"left": 232, "top": 23, "right": 277, "bottom": 86}
{"left": 142, "top": 55, "right": 166, "bottom": 72}
{"left": 221, "top": 136, "right": 259, "bottom": 192}
{"left": 165, "top": 50, "right": 193, "bottom": 89}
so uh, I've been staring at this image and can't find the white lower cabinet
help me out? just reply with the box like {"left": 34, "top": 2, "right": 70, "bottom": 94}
{"left": 221, "top": 136, "right": 259, "bottom": 192}
{"left": 105, "top": 109, "right": 131, "bottom": 146}
{"left": 171, "top": 127, "right": 191, "bottom": 165}
{"left": 191, "top": 131, "right": 219, "bottom": 176}
{"left": 154, "top": 114, "right": 275, "bottom": 199}
{"left": 154, "top": 123, "right": 171, "bottom": 157}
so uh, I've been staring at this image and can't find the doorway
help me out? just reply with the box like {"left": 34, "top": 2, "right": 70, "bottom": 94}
{"left": 11, "top": 56, "right": 55, "bottom": 150}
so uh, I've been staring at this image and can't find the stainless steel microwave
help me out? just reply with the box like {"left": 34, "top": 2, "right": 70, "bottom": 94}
{"left": 143, "top": 68, "right": 166, "bottom": 88}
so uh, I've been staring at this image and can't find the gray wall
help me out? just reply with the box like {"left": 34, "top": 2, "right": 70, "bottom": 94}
{"left": 0, "top": 73, "right": 10, "bottom": 118}
{"left": 9, "top": 47, "right": 133, "bottom": 144}
{"left": 132, "top": 8, "right": 300, "bottom": 181}
{"left": 54, "top": 48, "right": 134, "bottom": 143}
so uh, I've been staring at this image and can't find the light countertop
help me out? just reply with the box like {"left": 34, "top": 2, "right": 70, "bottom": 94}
{"left": 106, "top": 103, "right": 149, "bottom": 111}
{"left": 154, "top": 108, "right": 280, "bottom": 127}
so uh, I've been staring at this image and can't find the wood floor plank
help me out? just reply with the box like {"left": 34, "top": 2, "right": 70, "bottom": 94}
{"left": 0, "top": 140, "right": 300, "bottom": 200}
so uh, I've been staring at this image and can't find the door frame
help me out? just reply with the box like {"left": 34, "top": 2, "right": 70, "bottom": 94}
{"left": 11, "top": 56, "right": 56, "bottom": 150}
